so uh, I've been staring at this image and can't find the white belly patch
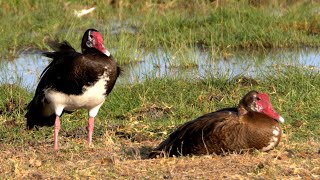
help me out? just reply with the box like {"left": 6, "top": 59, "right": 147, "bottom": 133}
{"left": 45, "top": 74, "right": 109, "bottom": 114}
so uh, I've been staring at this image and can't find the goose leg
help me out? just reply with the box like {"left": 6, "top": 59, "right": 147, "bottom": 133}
{"left": 87, "top": 103, "right": 103, "bottom": 147}
{"left": 54, "top": 115, "right": 60, "bottom": 150}
{"left": 87, "top": 117, "right": 94, "bottom": 146}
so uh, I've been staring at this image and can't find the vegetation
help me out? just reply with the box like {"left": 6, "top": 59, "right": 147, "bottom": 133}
{"left": 0, "top": 0, "right": 320, "bottom": 61}
{"left": 0, "top": 65, "right": 319, "bottom": 178}
{"left": 0, "top": 0, "right": 319, "bottom": 178}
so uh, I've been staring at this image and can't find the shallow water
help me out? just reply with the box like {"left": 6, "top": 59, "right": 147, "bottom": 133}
{"left": 0, "top": 54, "right": 49, "bottom": 90}
{"left": 0, "top": 48, "right": 319, "bottom": 90}
{"left": 121, "top": 48, "right": 320, "bottom": 83}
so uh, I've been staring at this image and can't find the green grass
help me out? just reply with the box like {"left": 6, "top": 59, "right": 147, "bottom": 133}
{"left": 0, "top": 66, "right": 319, "bottom": 178}
{"left": 0, "top": 0, "right": 320, "bottom": 178}
{"left": 1, "top": 0, "right": 320, "bottom": 63}
{"left": 0, "top": 65, "right": 319, "bottom": 145}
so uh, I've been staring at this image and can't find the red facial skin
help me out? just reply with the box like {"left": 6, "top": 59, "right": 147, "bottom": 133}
{"left": 256, "top": 93, "right": 282, "bottom": 122}
{"left": 91, "top": 31, "right": 109, "bottom": 55}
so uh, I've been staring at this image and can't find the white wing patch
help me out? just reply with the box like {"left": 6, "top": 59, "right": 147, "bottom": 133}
{"left": 272, "top": 127, "right": 280, "bottom": 136}
{"left": 261, "top": 126, "right": 281, "bottom": 152}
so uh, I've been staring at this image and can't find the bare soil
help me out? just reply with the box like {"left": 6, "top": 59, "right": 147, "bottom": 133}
{"left": 0, "top": 129, "right": 319, "bottom": 179}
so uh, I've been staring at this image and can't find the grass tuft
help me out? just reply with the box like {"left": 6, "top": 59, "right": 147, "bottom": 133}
{"left": 0, "top": 0, "right": 319, "bottom": 178}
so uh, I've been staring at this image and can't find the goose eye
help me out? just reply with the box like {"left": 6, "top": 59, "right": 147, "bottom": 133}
{"left": 86, "top": 41, "right": 92, "bottom": 47}
{"left": 90, "top": 35, "right": 94, "bottom": 38}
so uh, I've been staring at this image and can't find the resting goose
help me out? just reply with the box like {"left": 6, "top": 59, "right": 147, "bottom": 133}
{"left": 149, "top": 90, "right": 284, "bottom": 158}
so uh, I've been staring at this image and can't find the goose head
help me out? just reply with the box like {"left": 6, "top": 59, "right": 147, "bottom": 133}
{"left": 238, "top": 90, "right": 284, "bottom": 123}
{"left": 81, "top": 29, "right": 111, "bottom": 56}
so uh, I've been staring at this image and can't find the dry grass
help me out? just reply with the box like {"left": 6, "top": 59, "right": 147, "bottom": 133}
{"left": 0, "top": 123, "right": 319, "bottom": 179}
{"left": 0, "top": 71, "right": 319, "bottom": 178}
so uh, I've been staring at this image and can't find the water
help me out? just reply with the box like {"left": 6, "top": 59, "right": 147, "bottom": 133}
{"left": 0, "top": 48, "right": 319, "bottom": 90}
{"left": 120, "top": 48, "right": 320, "bottom": 82}
{"left": 0, "top": 53, "right": 49, "bottom": 90}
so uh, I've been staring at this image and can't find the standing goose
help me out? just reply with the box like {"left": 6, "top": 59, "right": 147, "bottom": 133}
{"left": 149, "top": 90, "right": 284, "bottom": 158}
{"left": 25, "top": 29, "right": 121, "bottom": 150}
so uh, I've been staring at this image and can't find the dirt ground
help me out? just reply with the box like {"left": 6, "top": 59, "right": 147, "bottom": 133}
{"left": 0, "top": 130, "right": 319, "bottom": 179}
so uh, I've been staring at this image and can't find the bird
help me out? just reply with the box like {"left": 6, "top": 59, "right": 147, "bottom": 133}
{"left": 149, "top": 90, "right": 284, "bottom": 158}
{"left": 25, "top": 29, "right": 121, "bottom": 150}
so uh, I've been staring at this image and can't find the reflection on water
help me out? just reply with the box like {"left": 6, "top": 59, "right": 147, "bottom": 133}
{"left": 0, "top": 54, "right": 49, "bottom": 90}
{"left": 0, "top": 48, "right": 319, "bottom": 90}
{"left": 120, "top": 48, "right": 320, "bottom": 83}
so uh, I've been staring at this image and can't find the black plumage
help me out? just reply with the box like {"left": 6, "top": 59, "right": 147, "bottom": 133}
{"left": 25, "top": 29, "right": 121, "bottom": 149}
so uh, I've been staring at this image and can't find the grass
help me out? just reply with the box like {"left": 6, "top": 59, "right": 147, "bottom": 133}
{"left": 0, "top": 0, "right": 320, "bottom": 62}
{"left": 0, "top": 65, "right": 319, "bottom": 178}
{"left": 0, "top": 0, "right": 320, "bottom": 178}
